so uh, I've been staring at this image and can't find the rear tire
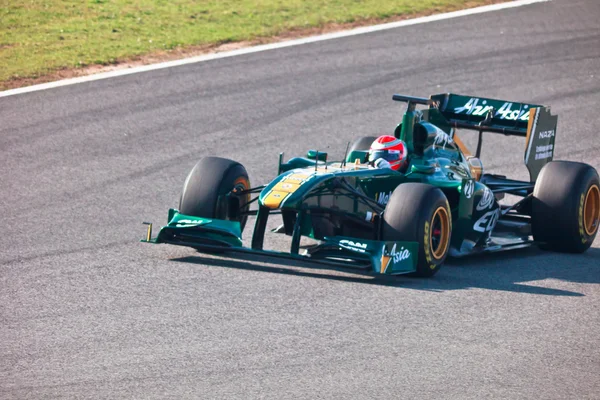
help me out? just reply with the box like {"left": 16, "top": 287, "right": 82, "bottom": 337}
{"left": 532, "top": 161, "right": 599, "bottom": 252}
{"left": 179, "top": 157, "right": 251, "bottom": 231}
{"left": 382, "top": 183, "right": 452, "bottom": 277}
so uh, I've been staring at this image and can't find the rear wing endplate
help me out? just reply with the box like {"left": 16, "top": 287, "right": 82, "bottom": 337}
{"left": 523, "top": 106, "right": 557, "bottom": 182}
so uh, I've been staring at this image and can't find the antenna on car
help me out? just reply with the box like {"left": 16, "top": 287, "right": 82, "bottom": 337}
{"left": 341, "top": 142, "right": 350, "bottom": 169}
{"left": 315, "top": 150, "right": 319, "bottom": 172}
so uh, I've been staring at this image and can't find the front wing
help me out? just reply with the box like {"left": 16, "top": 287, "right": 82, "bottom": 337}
{"left": 142, "top": 209, "right": 419, "bottom": 275}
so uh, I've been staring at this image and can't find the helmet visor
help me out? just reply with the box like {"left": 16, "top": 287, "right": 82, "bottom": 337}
{"left": 368, "top": 149, "right": 402, "bottom": 163}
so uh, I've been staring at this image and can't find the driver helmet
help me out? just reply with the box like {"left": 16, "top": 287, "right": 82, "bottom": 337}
{"left": 369, "top": 135, "right": 408, "bottom": 171}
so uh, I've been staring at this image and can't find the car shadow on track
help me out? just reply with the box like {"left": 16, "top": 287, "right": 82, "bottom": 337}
{"left": 171, "top": 253, "right": 407, "bottom": 287}
{"left": 438, "top": 246, "right": 600, "bottom": 296}
{"left": 171, "top": 246, "right": 600, "bottom": 297}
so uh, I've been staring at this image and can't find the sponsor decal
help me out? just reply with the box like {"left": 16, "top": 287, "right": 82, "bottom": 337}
{"left": 476, "top": 187, "right": 494, "bottom": 211}
{"left": 339, "top": 239, "right": 368, "bottom": 253}
{"left": 284, "top": 173, "right": 312, "bottom": 183}
{"left": 495, "top": 101, "right": 530, "bottom": 121}
{"left": 454, "top": 98, "right": 492, "bottom": 116}
{"left": 539, "top": 130, "right": 555, "bottom": 139}
{"left": 423, "top": 221, "right": 433, "bottom": 265}
{"left": 380, "top": 243, "right": 411, "bottom": 273}
{"left": 473, "top": 209, "right": 500, "bottom": 233}
{"left": 463, "top": 180, "right": 475, "bottom": 199}
{"left": 433, "top": 129, "right": 454, "bottom": 149}
{"left": 390, "top": 244, "right": 411, "bottom": 262}
{"left": 376, "top": 191, "right": 393, "bottom": 205}
{"left": 534, "top": 144, "right": 553, "bottom": 160}
{"left": 175, "top": 219, "right": 203, "bottom": 227}
{"left": 447, "top": 163, "right": 470, "bottom": 178}
{"left": 454, "top": 98, "right": 531, "bottom": 121}
{"left": 578, "top": 193, "right": 586, "bottom": 243}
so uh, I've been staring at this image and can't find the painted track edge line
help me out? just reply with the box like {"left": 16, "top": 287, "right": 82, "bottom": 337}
{"left": 0, "top": 0, "right": 549, "bottom": 98}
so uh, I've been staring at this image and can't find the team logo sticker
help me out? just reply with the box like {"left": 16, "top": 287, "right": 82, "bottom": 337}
{"left": 476, "top": 188, "right": 494, "bottom": 211}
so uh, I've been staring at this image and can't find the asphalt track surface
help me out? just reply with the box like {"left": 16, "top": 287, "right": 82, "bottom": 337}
{"left": 1, "top": 0, "right": 599, "bottom": 398}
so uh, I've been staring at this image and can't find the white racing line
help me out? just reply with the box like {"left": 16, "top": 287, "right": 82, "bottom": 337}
{"left": 0, "top": 0, "right": 548, "bottom": 98}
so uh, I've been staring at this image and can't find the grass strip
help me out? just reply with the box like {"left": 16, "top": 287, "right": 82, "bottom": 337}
{"left": 1, "top": 0, "right": 504, "bottom": 89}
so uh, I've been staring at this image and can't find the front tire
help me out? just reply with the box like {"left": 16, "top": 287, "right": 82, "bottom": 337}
{"left": 179, "top": 157, "right": 251, "bottom": 230}
{"left": 532, "top": 161, "right": 599, "bottom": 252}
{"left": 382, "top": 183, "right": 452, "bottom": 277}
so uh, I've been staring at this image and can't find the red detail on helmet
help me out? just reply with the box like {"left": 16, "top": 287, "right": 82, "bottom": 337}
{"left": 369, "top": 135, "right": 408, "bottom": 171}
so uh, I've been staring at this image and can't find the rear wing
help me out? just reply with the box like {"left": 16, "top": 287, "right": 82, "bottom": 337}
{"left": 392, "top": 93, "right": 558, "bottom": 182}
{"left": 430, "top": 93, "right": 543, "bottom": 136}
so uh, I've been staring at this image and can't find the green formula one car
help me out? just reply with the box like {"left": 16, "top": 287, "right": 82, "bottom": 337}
{"left": 142, "top": 93, "right": 600, "bottom": 277}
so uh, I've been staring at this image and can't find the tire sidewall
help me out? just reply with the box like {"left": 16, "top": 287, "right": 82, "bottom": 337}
{"left": 533, "top": 161, "right": 599, "bottom": 252}
{"left": 414, "top": 193, "right": 452, "bottom": 276}
{"left": 576, "top": 172, "right": 599, "bottom": 249}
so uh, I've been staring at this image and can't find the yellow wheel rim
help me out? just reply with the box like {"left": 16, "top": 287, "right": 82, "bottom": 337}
{"left": 583, "top": 184, "right": 600, "bottom": 236}
{"left": 430, "top": 206, "right": 450, "bottom": 260}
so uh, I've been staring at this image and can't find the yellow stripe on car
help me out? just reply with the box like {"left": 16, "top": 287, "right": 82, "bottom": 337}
{"left": 263, "top": 191, "right": 290, "bottom": 209}
{"left": 263, "top": 173, "right": 313, "bottom": 209}
{"left": 284, "top": 173, "right": 312, "bottom": 183}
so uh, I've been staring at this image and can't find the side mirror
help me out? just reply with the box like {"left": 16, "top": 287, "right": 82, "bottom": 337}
{"left": 466, "top": 156, "right": 483, "bottom": 181}
{"left": 307, "top": 150, "right": 328, "bottom": 162}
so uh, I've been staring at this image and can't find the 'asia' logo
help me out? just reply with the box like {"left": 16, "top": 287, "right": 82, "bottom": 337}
{"left": 389, "top": 244, "right": 411, "bottom": 263}
{"left": 381, "top": 243, "right": 411, "bottom": 273}
{"left": 454, "top": 98, "right": 531, "bottom": 121}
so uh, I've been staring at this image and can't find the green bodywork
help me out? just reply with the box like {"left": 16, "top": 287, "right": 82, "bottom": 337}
{"left": 143, "top": 93, "right": 559, "bottom": 275}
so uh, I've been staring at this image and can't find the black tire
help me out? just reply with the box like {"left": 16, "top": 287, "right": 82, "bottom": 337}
{"left": 345, "top": 136, "right": 377, "bottom": 163}
{"left": 382, "top": 183, "right": 452, "bottom": 277}
{"left": 532, "top": 161, "right": 599, "bottom": 253}
{"left": 179, "top": 157, "right": 251, "bottom": 230}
